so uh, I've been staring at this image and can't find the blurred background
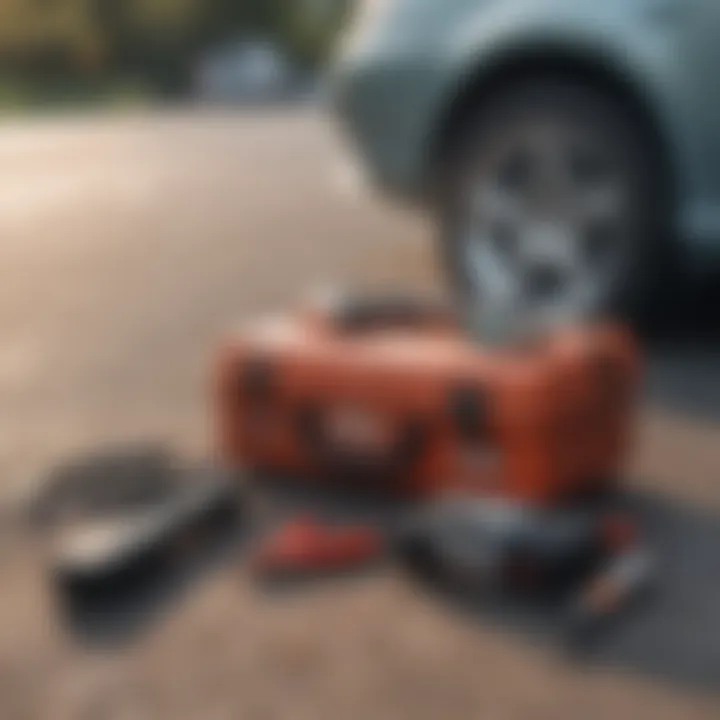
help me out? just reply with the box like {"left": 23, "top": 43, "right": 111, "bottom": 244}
{"left": 0, "top": 1, "right": 719, "bottom": 719}
{"left": 0, "top": 0, "right": 351, "bottom": 108}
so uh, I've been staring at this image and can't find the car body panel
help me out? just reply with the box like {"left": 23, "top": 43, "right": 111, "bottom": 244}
{"left": 332, "top": 0, "right": 720, "bottom": 257}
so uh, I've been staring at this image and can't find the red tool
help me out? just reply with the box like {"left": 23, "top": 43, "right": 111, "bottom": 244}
{"left": 252, "top": 516, "right": 385, "bottom": 579}
{"left": 565, "top": 512, "right": 655, "bottom": 651}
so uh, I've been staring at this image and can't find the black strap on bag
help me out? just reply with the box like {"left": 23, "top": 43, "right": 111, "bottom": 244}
{"left": 324, "top": 295, "right": 455, "bottom": 334}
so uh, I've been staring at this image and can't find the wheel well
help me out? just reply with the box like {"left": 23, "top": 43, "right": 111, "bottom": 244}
{"left": 431, "top": 49, "right": 675, "bottom": 209}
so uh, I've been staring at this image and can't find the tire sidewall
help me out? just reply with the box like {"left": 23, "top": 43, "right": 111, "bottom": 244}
{"left": 435, "top": 78, "right": 670, "bottom": 327}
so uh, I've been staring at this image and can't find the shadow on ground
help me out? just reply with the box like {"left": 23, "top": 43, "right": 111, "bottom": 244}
{"left": 408, "top": 491, "right": 720, "bottom": 693}
{"left": 646, "top": 274, "right": 720, "bottom": 422}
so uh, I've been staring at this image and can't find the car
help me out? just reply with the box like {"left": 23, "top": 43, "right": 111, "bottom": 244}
{"left": 194, "top": 40, "right": 296, "bottom": 104}
{"left": 331, "top": 0, "right": 720, "bottom": 328}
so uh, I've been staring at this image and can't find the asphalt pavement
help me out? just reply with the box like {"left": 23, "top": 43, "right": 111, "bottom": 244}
{"left": 0, "top": 107, "right": 718, "bottom": 719}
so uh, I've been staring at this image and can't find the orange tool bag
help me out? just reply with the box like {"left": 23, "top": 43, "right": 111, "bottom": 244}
{"left": 213, "top": 296, "right": 640, "bottom": 505}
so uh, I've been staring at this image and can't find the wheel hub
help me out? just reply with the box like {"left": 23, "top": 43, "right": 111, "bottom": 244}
{"left": 460, "top": 126, "right": 627, "bottom": 328}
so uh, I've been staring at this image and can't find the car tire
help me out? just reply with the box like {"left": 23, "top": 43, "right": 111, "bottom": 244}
{"left": 436, "top": 78, "right": 672, "bottom": 332}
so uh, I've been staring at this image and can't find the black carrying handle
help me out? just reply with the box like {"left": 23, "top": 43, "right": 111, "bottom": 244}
{"left": 323, "top": 296, "right": 454, "bottom": 334}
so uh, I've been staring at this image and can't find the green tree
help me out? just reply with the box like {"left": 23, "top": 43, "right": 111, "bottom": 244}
{"left": 281, "top": 0, "right": 354, "bottom": 66}
{"left": 0, "top": 0, "right": 104, "bottom": 73}
{"left": 94, "top": 0, "right": 205, "bottom": 91}
{"left": 0, "top": 0, "right": 354, "bottom": 100}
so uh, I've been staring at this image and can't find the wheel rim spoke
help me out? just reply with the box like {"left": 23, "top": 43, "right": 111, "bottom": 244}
{"left": 526, "top": 123, "right": 574, "bottom": 198}
{"left": 575, "top": 182, "right": 625, "bottom": 224}
{"left": 465, "top": 231, "right": 520, "bottom": 307}
{"left": 458, "top": 117, "right": 629, "bottom": 327}
{"left": 470, "top": 182, "right": 522, "bottom": 225}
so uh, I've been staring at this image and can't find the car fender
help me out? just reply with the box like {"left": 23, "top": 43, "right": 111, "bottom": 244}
{"left": 426, "top": 0, "right": 687, "bottom": 205}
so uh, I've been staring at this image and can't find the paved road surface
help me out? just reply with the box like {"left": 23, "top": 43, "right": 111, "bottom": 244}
{"left": 0, "top": 109, "right": 718, "bottom": 719}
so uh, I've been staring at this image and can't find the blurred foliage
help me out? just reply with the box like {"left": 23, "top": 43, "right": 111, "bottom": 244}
{"left": 0, "top": 0, "right": 354, "bottom": 102}
{"left": 283, "top": 0, "right": 354, "bottom": 67}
